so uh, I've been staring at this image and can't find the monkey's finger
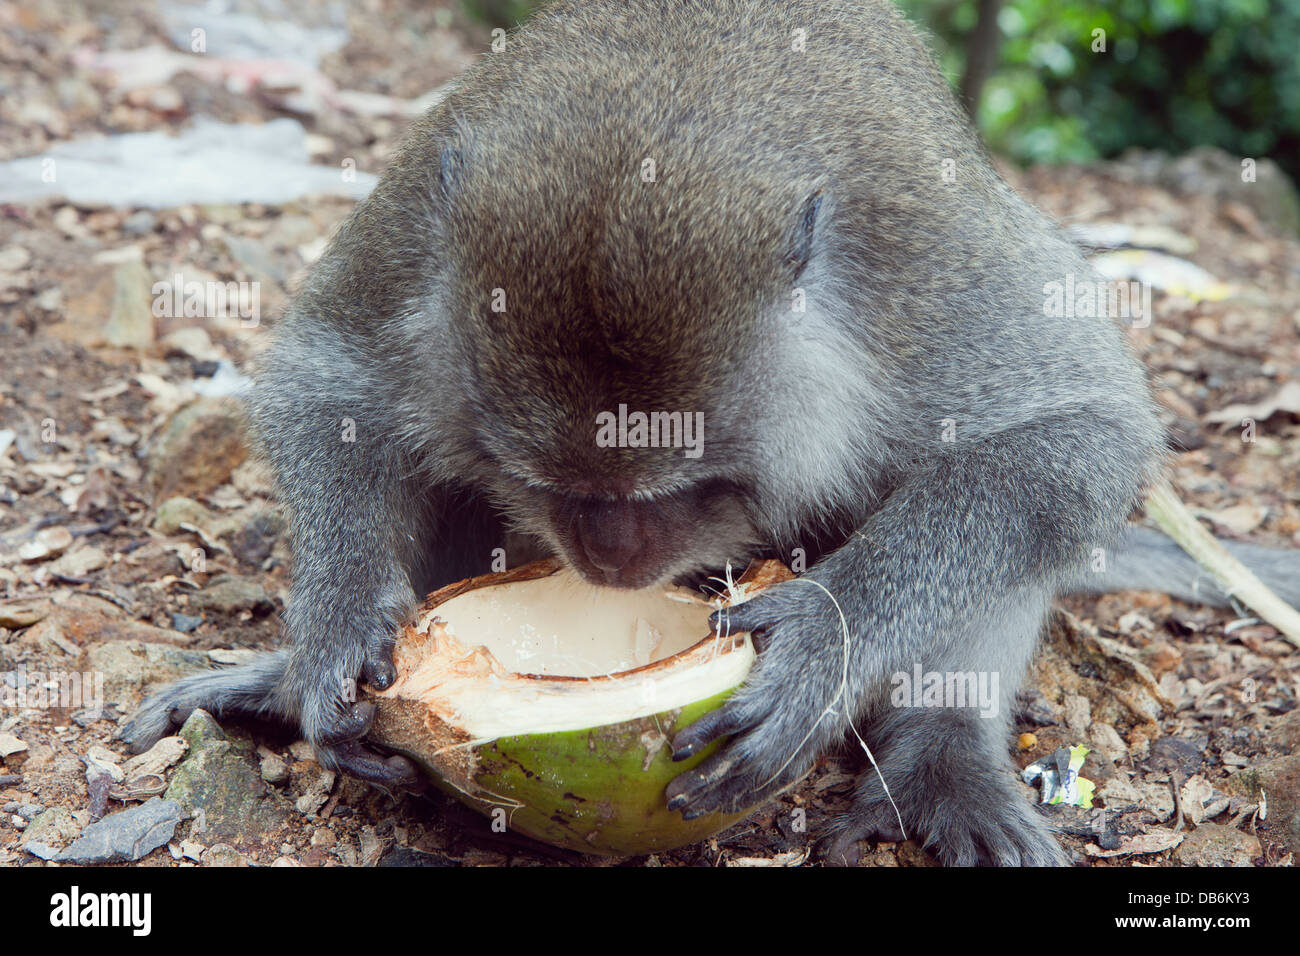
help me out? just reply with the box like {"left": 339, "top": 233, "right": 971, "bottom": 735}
{"left": 315, "top": 700, "right": 377, "bottom": 747}
{"left": 670, "top": 704, "right": 752, "bottom": 760}
{"left": 331, "top": 739, "right": 424, "bottom": 791}
{"left": 664, "top": 750, "right": 738, "bottom": 811}
{"left": 709, "top": 601, "right": 774, "bottom": 637}
{"left": 362, "top": 653, "right": 397, "bottom": 691}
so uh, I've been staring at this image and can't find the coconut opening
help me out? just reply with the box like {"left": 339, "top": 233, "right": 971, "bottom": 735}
{"left": 430, "top": 567, "right": 715, "bottom": 677}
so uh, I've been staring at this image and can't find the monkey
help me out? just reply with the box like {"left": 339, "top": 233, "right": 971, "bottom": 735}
{"left": 123, "top": 0, "right": 1300, "bottom": 865}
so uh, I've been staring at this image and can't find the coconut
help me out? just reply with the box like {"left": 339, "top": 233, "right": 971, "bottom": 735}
{"left": 366, "top": 557, "right": 791, "bottom": 856}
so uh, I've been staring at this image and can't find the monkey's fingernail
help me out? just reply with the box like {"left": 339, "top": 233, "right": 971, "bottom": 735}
{"left": 681, "top": 806, "right": 709, "bottom": 821}
{"left": 364, "top": 659, "right": 396, "bottom": 690}
{"left": 666, "top": 794, "right": 688, "bottom": 812}
{"left": 671, "top": 745, "right": 696, "bottom": 761}
{"left": 385, "top": 754, "right": 423, "bottom": 789}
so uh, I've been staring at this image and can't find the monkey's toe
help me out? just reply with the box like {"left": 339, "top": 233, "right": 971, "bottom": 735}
{"left": 330, "top": 738, "right": 424, "bottom": 791}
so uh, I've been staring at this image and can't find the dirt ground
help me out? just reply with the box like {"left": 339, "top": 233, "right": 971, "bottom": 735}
{"left": 1, "top": 0, "right": 1298, "bottom": 867}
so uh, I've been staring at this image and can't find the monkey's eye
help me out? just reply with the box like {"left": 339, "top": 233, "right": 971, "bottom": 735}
{"left": 784, "top": 188, "right": 823, "bottom": 277}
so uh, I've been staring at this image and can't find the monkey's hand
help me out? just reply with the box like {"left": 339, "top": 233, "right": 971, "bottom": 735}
{"left": 666, "top": 577, "right": 852, "bottom": 816}
{"left": 275, "top": 570, "right": 425, "bottom": 791}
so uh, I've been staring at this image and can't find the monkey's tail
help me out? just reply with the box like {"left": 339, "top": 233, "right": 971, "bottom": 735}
{"left": 120, "top": 649, "right": 291, "bottom": 752}
{"left": 1068, "top": 525, "right": 1300, "bottom": 610}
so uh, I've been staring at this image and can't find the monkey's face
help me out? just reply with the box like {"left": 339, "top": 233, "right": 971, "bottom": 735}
{"left": 436, "top": 125, "right": 831, "bottom": 589}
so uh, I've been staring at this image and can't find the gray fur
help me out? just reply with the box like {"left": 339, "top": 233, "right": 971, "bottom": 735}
{"left": 121, "top": 0, "right": 1299, "bottom": 862}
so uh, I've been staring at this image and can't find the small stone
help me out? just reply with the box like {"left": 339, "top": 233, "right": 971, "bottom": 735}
{"left": 0, "top": 599, "right": 49, "bottom": 628}
{"left": 152, "top": 496, "right": 217, "bottom": 535}
{"left": 123, "top": 736, "right": 189, "bottom": 778}
{"left": 46, "top": 797, "right": 184, "bottom": 864}
{"left": 1172, "top": 823, "right": 1260, "bottom": 866}
{"left": 1269, "top": 709, "right": 1300, "bottom": 756}
{"left": 171, "top": 612, "right": 203, "bottom": 633}
{"left": 310, "top": 827, "right": 336, "bottom": 847}
{"left": 1227, "top": 754, "right": 1300, "bottom": 853}
{"left": 0, "top": 245, "right": 32, "bottom": 271}
{"left": 165, "top": 710, "right": 288, "bottom": 841}
{"left": 147, "top": 398, "right": 248, "bottom": 503}
{"left": 20, "top": 806, "right": 81, "bottom": 852}
{"left": 228, "top": 511, "right": 283, "bottom": 567}
{"left": 288, "top": 741, "right": 315, "bottom": 762}
{"left": 161, "top": 326, "right": 221, "bottom": 362}
{"left": 88, "top": 641, "right": 210, "bottom": 705}
{"left": 202, "top": 843, "right": 248, "bottom": 867}
{"left": 0, "top": 734, "right": 28, "bottom": 765}
{"left": 47, "top": 545, "right": 108, "bottom": 577}
{"left": 260, "top": 753, "right": 289, "bottom": 785}
{"left": 18, "top": 526, "right": 74, "bottom": 562}
{"left": 102, "top": 259, "right": 155, "bottom": 349}
{"left": 122, "top": 210, "right": 157, "bottom": 237}
{"left": 190, "top": 574, "right": 274, "bottom": 616}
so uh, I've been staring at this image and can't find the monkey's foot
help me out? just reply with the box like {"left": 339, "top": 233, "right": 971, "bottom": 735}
{"left": 313, "top": 701, "right": 424, "bottom": 791}
{"left": 819, "top": 769, "right": 1068, "bottom": 867}
{"left": 121, "top": 655, "right": 422, "bottom": 792}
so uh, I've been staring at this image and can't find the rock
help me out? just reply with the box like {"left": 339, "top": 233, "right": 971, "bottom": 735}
{"left": 19, "top": 806, "right": 80, "bottom": 852}
{"left": 147, "top": 398, "right": 248, "bottom": 503}
{"left": 152, "top": 496, "right": 217, "bottom": 535}
{"left": 1269, "top": 709, "right": 1300, "bottom": 756}
{"left": 0, "top": 733, "right": 28, "bottom": 765}
{"left": 47, "top": 797, "right": 184, "bottom": 864}
{"left": 190, "top": 574, "right": 274, "bottom": 616}
{"left": 87, "top": 641, "right": 210, "bottom": 705}
{"left": 123, "top": 736, "right": 189, "bottom": 778}
{"left": 171, "top": 612, "right": 203, "bottom": 633}
{"left": 202, "top": 843, "right": 248, "bottom": 866}
{"left": 160, "top": 326, "right": 222, "bottom": 362}
{"left": 260, "top": 753, "right": 289, "bottom": 786}
{"left": 1089, "top": 722, "right": 1128, "bottom": 762}
{"left": 295, "top": 770, "right": 336, "bottom": 816}
{"left": 18, "top": 526, "right": 73, "bottom": 562}
{"left": 165, "top": 710, "right": 289, "bottom": 842}
{"left": 0, "top": 599, "right": 51, "bottom": 628}
{"left": 1114, "top": 146, "right": 1300, "bottom": 235}
{"left": 288, "top": 740, "right": 315, "bottom": 762}
{"left": 0, "top": 245, "right": 31, "bottom": 271}
{"left": 46, "top": 545, "right": 108, "bottom": 577}
{"left": 1172, "top": 823, "right": 1260, "bottom": 866}
{"left": 102, "top": 258, "right": 156, "bottom": 349}
{"left": 1227, "top": 754, "right": 1300, "bottom": 853}
{"left": 122, "top": 210, "right": 157, "bottom": 237}
{"left": 18, "top": 594, "right": 185, "bottom": 656}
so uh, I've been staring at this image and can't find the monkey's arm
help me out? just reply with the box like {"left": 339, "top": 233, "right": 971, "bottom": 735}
{"left": 125, "top": 320, "right": 428, "bottom": 785}
{"left": 666, "top": 415, "right": 1153, "bottom": 819}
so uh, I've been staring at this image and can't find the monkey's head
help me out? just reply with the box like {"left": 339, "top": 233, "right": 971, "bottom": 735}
{"left": 426, "top": 119, "right": 841, "bottom": 589}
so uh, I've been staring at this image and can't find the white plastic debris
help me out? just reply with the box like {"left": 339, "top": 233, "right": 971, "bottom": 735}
{"left": 0, "top": 117, "right": 377, "bottom": 208}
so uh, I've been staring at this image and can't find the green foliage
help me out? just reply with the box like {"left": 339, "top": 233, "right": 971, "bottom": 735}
{"left": 899, "top": 0, "right": 1300, "bottom": 177}
{"left": 459, "top": 0, "right": 545, "bottom": 30}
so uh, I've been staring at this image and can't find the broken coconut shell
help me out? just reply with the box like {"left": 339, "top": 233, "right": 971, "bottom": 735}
{"left": 366, "top": 557, "right": 791, "bottom": 856}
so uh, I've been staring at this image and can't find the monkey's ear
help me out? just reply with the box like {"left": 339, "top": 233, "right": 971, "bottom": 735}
{"left": 439, "top": 146, "right": 466, "bottom": 199}
{"left": 784, "top": 189, "right": 823, "bottom": 278}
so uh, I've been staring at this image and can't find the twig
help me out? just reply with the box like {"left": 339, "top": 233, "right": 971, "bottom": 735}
{"left": 1144, "top": 479, "right": 1300, "bottom": 647}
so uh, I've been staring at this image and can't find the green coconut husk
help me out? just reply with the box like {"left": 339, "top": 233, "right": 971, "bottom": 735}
{"left": 368, "top": 558, "right": 790, "bottom": 855}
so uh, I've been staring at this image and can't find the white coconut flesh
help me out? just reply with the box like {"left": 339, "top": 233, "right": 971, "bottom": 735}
{"left": 384, "top": 567, "right": 759, "bottom": 744}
